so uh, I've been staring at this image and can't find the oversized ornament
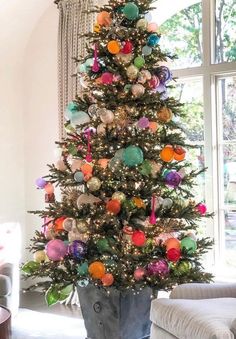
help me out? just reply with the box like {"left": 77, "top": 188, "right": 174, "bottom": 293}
{"left": 167, "top": 248, "right": 181, "bottom": 262}
{"left": 147, "top": 34, "right": 160, "bottom": 47}
{"left": 71, "top": 159, "right": 83, "bottom": 172}
{"left": 76, "top": 220, "right": 89, "bottom": 234}
{"left": 174, "top": 146, "right": 186, "bottom": 161}
{"left": 162, "top": 198, "right": 173, "bottom": 209}
{"left": 180, "top": 237, "right": 197, "bottom": 254}
{"left": 68, "top": 240, "right": 87, "bottom": 259}
{"left": 77, "top": 193, "right": 101, "bottom": 208}
{"left": 74, "top": 171, "right": 84, "bottom": 183}
{"left": 89, "top": 261, "right": 106, "bottom": 279}
{"left": 36, "top": 177, "right": 47, "bottom": 189}
{"left": 97, "top": 123, "right": 106, "bottom": 135}
{"left": 126, "top": 65, "right": 139, "bottom": 80}
{"left": 112, "top": 191, "right": 126, "bottom": 202}
{"left": 157, "top": 107, "right": 173, "bottom": 123}
{"left": 107, "top": 40, "right": 121, "bottom": 54}
{"left": 98, "top": 158, "right": 109, "bottom": 169}
{"left": 122, "top": 145, "right": 144, "bottom": 167}
{"left": 63, "top": 217, "right": 76, "bottom": 232}
{"left": 46, "top": 239, "right": 68, "bottom": 261}
{"left": 98, "top": 108, "right": 114, "bottom": 124}
{"left": 142, "top": 45, "right": 152, "bottom": 56}
{"left": 121, "top": 40, "right": 133, "bottom": 54}
{"left": 87, "top": 177, "right": 101, "bottom": 192}
{"left": 147, "top": 260, "right": 169, "bottom": 276}
{"left": 134, "top": 267, "right": 146, "bottom": 281}
{"left": 165, "top": 171, "right": 182, "bottom": 188}
{"left": 101, "top": 72, "right": 114, "bottom": 85}
{"left": 115, "top": 52, "right": 133, "bottom": 65}
{"left": 106, "top": 199, "right": 121, "bottom": 215}
{"left": 132, "top": 230, "right": 146, "bottom": 247}
{"left": 131, "top": 84, "right": 145, "bottom": 97}
{"left": 196, "top": 203, "right": 207, "bottom": 215}
{"left": 148, "top": 22, "right": 158, "bottom": 32}
{"left": 149, "top": 121, "right": 158, "bottom": 132}
{"left": 123, "top": 2, "right": 139, "bottom": 20}
{"left": 134, "top": 56, "right": 145, "bottom": 69}
{"left": 34, "top": 250, "right": 47, "bottom": 263}
{"left": 101, "top": 273, "right": 114, "bottom": 286}
{"left": 165, "top": 238, "right": 180, "bottom": 251}
{"left": 97, "top": 11, "right": 112, "bottom": 27}
{"left": 136, "top": 18, "right": 148, "bottom": 30}
{"left": 160, "top": 146, "right": 174, "bottom": 162}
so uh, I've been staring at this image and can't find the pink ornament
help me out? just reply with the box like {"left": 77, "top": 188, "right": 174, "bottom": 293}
{"left": 46, "top": 239, "right": 68, "bottom": 261}
{"left": 131, "top": 84, "right": 145, "bottom": 97}
{"left": 148, "top": 23, "right": 158, "bottom": 32}
{"left": 196, "top": 203, "right": 207, "bottom": 215}
{"left": 149, "top": 195, "right": 156, "bottom": 225}
{"left": 101, "top": 72, "right": 113, "bottom": 85}
{"left": 92, "top": 44, "right": 100, "bottom": 73}
{"left": 44, "top": 183, "right": 54, "bottom": 194}
{"left": 147, "top": 259, "right": 169, "bottom": 276}
{"left": 134, "top": 267, "right": 146, "bottom": 281}
{"left": 137, "top": 117, "right": 150, "bottom": 129}
{"left": 148, "top": 76, "right": 160, "bottom": 89}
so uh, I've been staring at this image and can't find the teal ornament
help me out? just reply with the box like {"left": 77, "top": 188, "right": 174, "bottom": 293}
{"left": 134, "top": 56, "right": 145, "bottom": 69}
{"left": 142, "top": 45, "right": 152, "bottom": 56}
{"left": 123, "top": 146, "right": 144, "bottom": 167}
{"left": 180, "top": 237, "right": 197, "bottom": 254}
{"left": 123, "top": 2, "right": 139, "bottom": 20}
{"left": 114, "top": 148, "right": 125, "bottom": 160}
{"left": 67, "top": 101, "right": 79, "bottom": 113}
{"left": 74, "top": 171, "right": 84, "bottom": 183}
{"left": 139, "top": 160, "right": 152, "bottom": 176}
{"left": 85, "top": 58, "right": 94, "bottom": 67}
{"left": 77, "top": 278, "right": 89, "bottom": 287}
{"left": 147, "top": 34, "right": 160, "bottom": 47}
{"left": 70, "top": 111, "right": 90, "bottom": 126}
{"left": 124, "top": 84, "right": 132, "bottom": 93}
{"left": 79, "top": 63, "right": 87, "bottom": 73}
{"left": 77, "top": 262, "right": 88, "bottom": 275}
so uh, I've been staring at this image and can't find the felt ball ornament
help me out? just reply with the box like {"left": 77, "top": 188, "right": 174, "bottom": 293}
{"left": 180, "top": 237, "right": 197, "bottom": 254}
{"left": 165, "top": 238, "right": 181, "bottom": 251}
{"left": 196, "top": 203, "right": 207, "bottom": 215}
{"left": 167, "top": 248, "right": 181, "bottom": 262}
{"left": 126, "top": 65, "right": 139, "bottom": 80}
{"left": 101, "top": 273, "right": 114, "bottom": 286}
{"left": 46, "top": 239, "right": 68, "bottom": 261}
{"left": 123, "top": 2, "right": 139, "bottom": 20}
{"left": 131, "top": 84, "right": 145, "bottom": 97}
{"left": 63, "top": 218, "right": 76, "bottom": 232}
{"left": 101, "top": 72, "right": 114, "bottom": 85}
{"left": 174, "top": 146, "right": 186, "bottom": 161}
{"left": 123, "top": 145, "right": 144, "bottom": 167}
{"left": 147, "top": 260, "right": 169, "bottom": 276}
{"left": 147, "top": 34, "right": 160, "bottom": 47}
{"left": 134, "top": 56, "right": 145, "bottom": 69}
{"left": 112, "top": 191, "right": 126, "bottom": 202}
{"left": 74, "top": 171, "right": 84, "bottom": 183}
{"left": 157, "top": 107, "right": 173, "bottom": 123}
{"left": 68, "top": 240, "right": 87, "bottom": 259}
{"left": 160, "top": 146, "right": 174, "bottom": 162}
{"left": 44, "top": 183, "right": 54, "bottom": 194}
{"left": 106, "top": 199, "right": 121, "bottom": 215}
{"left": 34, "top": 250, "right": 47, "bottom": 263}
{"left": 87, "top": 177, "right": 101, "bottom": 192}
{"left": 121, "top": 40, "right": 133, "bottom": 54}
{"left": 35, "top": 177, "right": 47, "bottom": 189}
{"left": 134, "top": 267, "right": 146, "bottom": 281}
{"left": 136, "top": 18, "right": 148, "bottom": 29}
{"left": 89, "top": 261, "right": 106, "bottom": 279}
{"left": 97, "top": 11, "right": 112, "bottom": 27}
{"left": 149, "top": 121, "right": 158, "bottom": 132}
{"left": 80, "top": 163, "right": 93, "bottom": 175}
{"left": 132, "top": 230, "right": 146, "bottom": 247}
{"left": 98, "top": 108, "right": 114, "bottom": 124}
{"left": 107, "top": 40, "right": 121, "bottom": 54}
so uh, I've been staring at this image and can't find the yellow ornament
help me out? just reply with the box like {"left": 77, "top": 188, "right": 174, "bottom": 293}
{"left": 132, "top": 197, "right": 145, "bottom": 208}
{"left": 34, "top": 250, "right": 47, "bottom": 263}
{"left": 94, "top": 23, "right": 101, "bottom": 33}
{"left": 87, "top": 177, "right": 102, "bottom": 192}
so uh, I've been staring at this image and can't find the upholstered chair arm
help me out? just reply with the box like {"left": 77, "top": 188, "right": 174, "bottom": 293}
{"left": 170, "top": 283, "right": 236, "bottom": 300}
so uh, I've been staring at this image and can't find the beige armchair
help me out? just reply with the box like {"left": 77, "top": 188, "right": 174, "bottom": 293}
{"left": 150, "top": 283, "right": 236, "bottom": 339}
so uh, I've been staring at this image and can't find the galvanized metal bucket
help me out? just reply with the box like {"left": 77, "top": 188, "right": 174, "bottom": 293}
{"left": 78, "top": 284, "right": 152, "bottom": 339}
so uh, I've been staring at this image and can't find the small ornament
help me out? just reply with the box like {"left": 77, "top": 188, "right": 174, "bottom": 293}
{"left": 160, "top": 146, "right": 174, "bottom": 162}
{"left": 132, "top": 197, "right": 145, "bottom": 208}
{"left": 162, "top": 198, "right": 173, "bottom": 209}
{"left": 76, "top": 220, "right": 89, "bottom": 234}
{"left": 196, "top": 203, "right": 207, "bottom": 215}
{"left": 134, "top": 56, "right": 145, "bottom": 69}
{"left": 136, "top": 18, "right": 148, "bottom": 30}
{"left": 74, "top": 171, "right": 84, "bottom": 183}
{"left": 93, "top": 23, "right": 100, "bottom": 33}
{"left": 87, "top": 177, "right": 101, "bottom": 192}
{"left": 121, "top": 41, "right": 133, "bottom": 54}
{"left": 107, "top": 40, "right": 121, "bottom": 54}
{"left": 126, "top": 65, "right": 139, "bottom": 80}
{"left": 101, "top": 72, "right": 114, "bottom": 85}
{"left": 98, "top": 158, "right": 109, "bottom": 169}
{"left": 54, "top": 217, "right": 66, "bottom": 232}
{"left": 147, "top": 260, "right": 169, "bottom": 276}
{"left": 97, "top": 123, "right": 106, "bottom": 135}
{"left": 122, "top": 145, "right": 144, "bottom": 167}
{"left": 165, "top": 238, "right": 180, "bottom": 251}
{"left": 85, "top": 58, "right": 94, "bottom": 67}
{"left": 174, "top": 146, "right": 186, "bottom": 161}
{"left": 44, "top": 183, "right": 54, "bottom": 194}
{"left": 36, "top": 177, "right": 47, "bottom": 189}
{"left": 176, "top": 261, "right": 192, "bottom": 274}
{"left": 71, "top": 159, "right": 83, "bottom": 172}
{"left": 68, "top": 240, "right": 87, "bottom": 259}
{"left": 89, "top": 261, "right": 106, "bottom": 279}
{"left": 165, "top": 171, "right": 182, "bottom": 188}
{"left": 148, "top": 75, "right": 160, "bottom": 89}
{"left": 148, "top": 22, "right": 158, "bottom": 32}
{"left": 154, "top": 196, "right": 164, "bottom": 210}
{"left": 155, "top": 66, "right": 172, "bottom": 84}
{"left": 180, "top": 237, "right": 197, "bottom": 254}
{"left": 97, "top": 11, "right": 112, "bottom": 27}
{"left": 131, "top": 84, "right": 145, "bottom": 97}
{"left": 142, "top": 45, "right": 152, "bottom": 56}
{"left": 22, "top": 261, "right": 40, "bottom": 275}
{"left": 112, "top": 191, "right": 126, "bottom": 202}
{"left": 101, "top": 273, "right": 114, "bottom": 286}
{"left": 34, "top": 250, "right": 47, "bottom": 263}
{"left": 134, "top": 267, "right": 146, "bottom": 281}
{"left": 98, "top": 108, "right": 114, "bottom": 124}
{"left": 92, "top": 44, "right": 100, "bottom": 72}
{"left": 77, "top": 193, "right": 101, "bottom": 208}
{"left": 132, "top": 230, "right": 146, "bottom": 247}
{"left": 115, "top": 52, "right": 133, "bottom": 65}
{"left": 96, "top": 238, "right": 112, "bottom": 253}
{"left": 45, "top": 193, "right": 55, "bottom": 203}
{"left": 139, "top": 160, "right": 152, "bottom": 176}
{"left": 46, "top": 239, "right": 68, "bottom": 261}
{"left": 123, "top": 2, "right": 139, "bottom": 20}
{"left": 106, "top": 199, "right": 121, "bottom": 215}
{"left": 149, "top": 195, "right": 157, "bottom": 225}
{"left": 109, "top": 158, "right": 122, "bottom": 171}
{"left": 88, "top": 104, "right": 98, "bottom": 116}
{"left": 147, "top": 34, "right": 160, "bottom": 47}
{"left": 114, "top": 148, "right": 125, "bottom": 160}
{"left": 149, "top": 121, "right": 158, "bottom": 132}
{"left": 167, "top": 248, "right": 181, "bottom": 262}
{"left": 157, "top": 107, "right": 173, "bottom": 123}
{"left": 122, "top": 226, "right": 134, "bottom": 243}
{"left": 63, "top": 218, "right": 76, "bottom": 232}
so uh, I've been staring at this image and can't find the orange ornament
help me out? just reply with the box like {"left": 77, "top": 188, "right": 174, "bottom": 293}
{"left": 174, "top": 146, "right": 186, "bottom": 161}
{"left": 132, "top": 197, "right": 145, "bottom": 208}
{"left": 165, "top": 238, "right": 181, "bottom": 251}
{"left": 54, "top": 216, "right": 66, "bottom": 232}
{"left": 98, "top": 158, "right": 109, "bottom": 169}
{"left": 89, "top": 261, "right": 106, "bottom": 279}
{"left": 44, "top": 183, "right": 54, "bottom": 194}
{"left": 107, "top": 40, "right": 121, "bottom": 54}
{"left": 106, "top": 199, "right": 121, "bottom": 215}
{"left": 149, "top": 121, "right": 158, "bottom": 132}
{"left": 81, "top": 163, "right": 93, "bottom": 175}
{"left": 157, "top": 107, "right": 173, "bottom": 123}
{"left": 97, "top": 11, "right": 112, "bottom": 27}
{"left": 101, "top": 273, "right": 114, "bottom": 286}
{"left": 160, "top": 146, "right": 174, "bottom": 162}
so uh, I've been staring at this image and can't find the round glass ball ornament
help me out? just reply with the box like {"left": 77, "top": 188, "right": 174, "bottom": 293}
{"left": 63, "top": 217, "right": 76, "bottom": 232}
{"left": 45, "top": 183, "right": 54, "bottom": 194}
{"left": 108, "top": 157, "right": 122, "bottom": 171}
{"left": 114, "top": 148, "right": 125, "bottom": 160}
{"left": 147, "top": 34, "right": 160, "bottom": 47}
{"left": 165, "top": 238, "right": 180, "bottom": 251}
{"left": 196, "top": 203, "right": 207, "bottom": 215}
{"left": 68, "top": 240, "right": 87, "bottom": 259}
{"left": 157, "top": 107, "right": 173, "bottom": 123}
{"left": 136, "top": 18, "right": 148, "bottom": 30}
{"left": 162, "top": 198, "right": 173, "bottom": 209}
{"left": 176, "top": 261, "right": 192, "bottom": 275}
{"left": 131, "top": 84, "right": 145, "bottom": 97}
{"left": 126, "top": 65, "right": 139, "bottom": 80}
{"left": 165, "top": 171, "right": 182, "bottom": 188}
{"left": 76, "top": 220, "right": 89, "bottom": 234}
{"left": 106, "top": 199, "right": 121, "bottom": 215}
{"left": 88, "top": 261, "right": 106, "bottom": 279}
{"left": 180, "top": 237, "right": 197, "bottom": 254}
{"left": 160, "top": 146, "right": 174, "bottom": 162}
{"left": 122, "top": 145, "right": 144, "bottom": 167}
{"left": 174, "top": 146, "right": 186, "bottom": 161}
{"left": 46, "top": 239, "right": 68, "bottom": 261}
{"left": 101, "top": 72, "right": 114, "bottom": 85}
{"left": 132, "top": 230, "right": 146, "bottom": 247}
{"left": 74, "top": 171, "right": 84, "bottom": 183}
{"left": 137, "top": 117, "right": 150, "bottom": 129}
{"left": 123, "top": 2, "right": 139, "bottom": 20}
{"left": 167, "top": 248, "right": 181, "bottom": 262}
{"left": 87, "top": 177, "right": 101, "bottom": 192}
{"left": 98, "top": 108, "right": 114, "bottom": 124}
{"left": 33, "top": 250, "right": 47, "bottom": 263}
{"left": 134, "top": 56, "right": 145, "bottom": 69}
{"left": 97, "top": 11, "right": 112, "bottom": 27}
{"left": 147, "top": 259, "right": 169, "bottom": 276}
{"left": 121, "top": 40, "right": 133, "bottom": 54}
{"left": 97, "top": 123, "right": 106, "bottom": 135}
{"left": 148, "top": 22, "right": 158, "bottom": 32}
{"left": 115, "top": 52, "right": 133, "bottom": 65}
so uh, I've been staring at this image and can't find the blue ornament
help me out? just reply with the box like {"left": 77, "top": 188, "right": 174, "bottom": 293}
{"left": 142, "top": 45, "right": 152, "bottom": 56}
{"left": 69, "top": 240, "right": 87, "bottom": 260}
{"left": 79, "top": 63, "right": 87, "bottom": 73}
{"left": 74, "top": 171, "right": 84, "bottom": 183}
{"left": 122, "top": 146, "right": 144, "bottom": 167}
{"left": 147, "top": 34, "right": 160, "bottom": 47}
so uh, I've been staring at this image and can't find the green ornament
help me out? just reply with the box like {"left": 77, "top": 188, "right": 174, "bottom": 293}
{"left": 77, "top": 262, "right": 89, "bottom": 276}
{"left": 143, "top": 238, "right": 154, "bottom": 253}
{"left": 45, "top": 287, "right": 60, "bottom": 306}
{"left": 21, "top": 261, "right": 40, "bottom": 275}
{"left": 123, "top": 2, "right": 139, "bottom": 20}
{"left": 123, "top": 145, "right": 144, "bottom": 167}
{"left": 180, "top": 237, "right": 197, "bottom": 254}
{"left": 123, "top": 199, "right": 136, "bottom": 210}
{"left": 58, "top": 284, "right": 73, "bottom": 301}
{"left": 97, "top": 238, "right": 112, "bottom": 253}
{"left": 139, "top": 160, "right": 152, "bottom": 176}
{"left": 134, "top": 56, "right": 145, "bottom": 69}
{"left": 176, "top": 261, "right": 192, "bottom": 274}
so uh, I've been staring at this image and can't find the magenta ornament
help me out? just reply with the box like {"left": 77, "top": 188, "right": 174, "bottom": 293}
{"left": 101, "top": 72, "right": 113, "bottom": 85}
{"left": 165, "top": 171, "right": 182, "bottom": 188}
{"left": 196, "top": 203, "right": 207, "bottom": 215}
{"left": 46, "top": 239, "right": 68, "bottom": 261}
{"left": 92, "top": 44, "right": 100, "bottom": 73}
{"left": 134, "top": 267, "right": 146, "bottom": 281}
{"left": 149, "top": 195, "right": 157, "bottom": 225}
{"left": 137, "top": 117, "right": 150, "bottom": 129}
{"left": 147, "top": 259, "right": 169, "bottom": 276}
{"left": 36, "top": 178, "right": 47, "bottom": 189}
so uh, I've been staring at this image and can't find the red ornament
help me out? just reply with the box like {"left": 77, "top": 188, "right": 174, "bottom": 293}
{"left": 167, "top": 248, "right": 181, "bottom": 262}
{"left": 121, "top": 41, "right": 133, "bottom": 54}
{"left": 132, "top": 230, "right": 146, "bottom": 247}
{"left": 196, "top": 203, "right": 207, "bottom": 215}
{"left": 106, "top": 199, "right": 121, "bottom": 215}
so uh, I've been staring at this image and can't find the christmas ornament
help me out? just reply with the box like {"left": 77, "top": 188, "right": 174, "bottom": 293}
{"left": 36, "top": 177, "right": 47, "bottom": 189}
{"left": 132, "top": 197, "right": 145, "bottom": 208}
{"left": 106, "top": 199, "right": 121, "bottom": 215}
{"left": 85, "top": 58, "right": 94, "bottom": 67}
{"left": 44, "top": 183, "right": 54, "bottom": 194}
{"left": 178, "top": 168, "right": 186, "bottom": 178}
{"left": 78, "top": 278, "right": 89, "bottom": 287}
{"left": 98, "top": 108, "right": 114, "bottom": 124}
{"left": 150, "top": 160, "right": 162, "bottom": 177}
{"left": 76, "top": 220, "right": 89, "bottom": 234}
{"left": 71, "top": 159, "right": 83, "bottom": 172}
{"left": 56, "top": 159, "right": 67, "bottom": 171}
{"left": 93, "top": 23, "right": 100, "bottom": 33}
{"left": 22, "top": 261, "right": 40, "bottom": 275}
{"left": 167, "top": 248, "right": 181, "bottom": 262}
{"left": 142, "top": 45, "right": 152, "bottom": 56}
{"left": 149, "top": 195, "right": 157, "bottom": 225}
{"left": 34, "top": 250, "right": 47, "bottom": 263}
{"left": 112, "top": 191, "right": 126, "bottom": 202}
{"left": 74, "top": 171, "right": 84, "bottom": 183}
{"left": 147, "top": 260, "right": 169, "bottom": 276}
{"left": 155, "top": 232, "right": 176, "bottom": 245}
{"left": 68, "top": 240, "right": 87, "bottom": 259}
{"left": 180, "top": 237, "right": 197, "bottom": 254}
{"left": 89, "top": 261, "right": 105, "bottom": 279}
{"left": 148, "top": 75, "right": 160, "bottom": 89}
{"left": 154, "top": 196, "right": 164, "bottom": 210}
{"left": 81, "top": 163, "right": 93, "bottom": 175}
{"left": 176, "top": 261, "right": 192, "bottom": 274}
{"left": 174, "top": 146, "right": 186, "bottom": 161}
{"left": 88, "top": 104, "right": 98, "bottom": 116}
{"left": 66, "top": 101, "right": 79, "bottom": 113}
{"left": 98, "top": 158, "right": 109, "bottom": 169}
{"left": 54, "top": 217, "right": 66, "bottom": 232}
{"left": 107, "top": 40, "right": 121, "bottom": 54}
{"left": 136, "top": 18, "right": 148, "bottom": 30}
{"left": 162, "top": 198, "right": 173, "bottom": 209}
{"left": 63, "top": 218, "right": 76, "bottom": 232}
{"left": 115, "top": 52, "right": 133, "bottom": 65}
{"left": 109, "top": 158, "right": 122, "bottom": 171}
{"left": 123, "top": 2, "right": 139, "bottom": 20}
{"left": 148, "top": 23, "right": 158, "bottom": 32}
{"left": 134, "top": 267, "right": 146, "bottom": 281}
{"left": 92, "top": 44, "right": 100, "bottom": 73}
{"left": 149, "top": 121, "right": 158, "bottom": 132}
{"left": 97, "top": 238, "right": 112, "bottom": 253}
{"left": 121, "top": 41, "right": 133, "bottom": 54}
{"left": 131, "top": 84, "right": 145, "bottom": 97}
{"left": 101, "top": 72, "right": 114, "bottom": 85}
{"left": 139, "top": 160, "right": 152, "bottom": 176}
{"left": 132, "top": 230, "right": 146, "bottom": 247}
{"left": 123, "top": 145, "right": 144, "bottom": 167}
{"left": 165, "top": 171, "right": 182, "bottom": 188}
{"left": 70, "top": 111, "right": 90, "bottom": 127}
{"left": 147, "top": 34, "right": 160, "bottom": 47}
{"left": 77, "top": 262, "right": 88, "bottom": 275}
{"left": 114, "top": 148, "right": 125, "bottom": 160}
{"left": 160, "top": 146, "right": 174, "bottom": 162}
{"left": 165, "top": 238, "right": 180, "bottom": 251}
{"left": 77, "top": 193, "right": 101, "bottom": 208}
{"left": 101, "top": 273, "right": 114, "bottom": 286}
{"left": 155, "top": 66, "right": 172, "bottom": 84}
{"left": 134, "top": 56, "right": 145, "bottom": 69}
{"left": 157, "top": 107, "right": 173, "bottom": 123}
{"left": 97, "top": 11, "right": 112, "bottom": 27}
{"left": 97, "top": 123, "right": 106, "bottom": 135}
{"left": 196, "top": 203, "right": 207, "bottom": 215}
{"left": 87, "top": 177, "right": 101, "bottom": 191}
{"left": 46, "top": 239, "right": 68, "bottom": 261}
{"left": 126, "top": 65, "right": 139, "bottom": 80}
{"left": 122, "top": 226, "right": 133, "bottom": 242}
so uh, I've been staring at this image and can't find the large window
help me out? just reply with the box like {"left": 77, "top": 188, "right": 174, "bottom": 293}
{"left": 154, "top": 0, "right": 236, "bottom": 278}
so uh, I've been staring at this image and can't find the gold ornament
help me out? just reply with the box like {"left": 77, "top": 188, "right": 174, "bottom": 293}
{"left": 126, "top": 65, "right": 139, "bottom": 80}
{"left": 87, "top": 177, "right": 102, "bottom": 192}
{"left": 76, "top": 220, "right": 89, "bottom": 234}
{"left": 157, "top": 107, "right": 173, "bottom": 123}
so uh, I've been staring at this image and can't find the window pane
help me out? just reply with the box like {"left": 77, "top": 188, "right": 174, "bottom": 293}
{"left": 160, "top": 2, "right": 202, "bottom": 69}
{"left": 215, "top": 0, "right": 236, "bottom": 63}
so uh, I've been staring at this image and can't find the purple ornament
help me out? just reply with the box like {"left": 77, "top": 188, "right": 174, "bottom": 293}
{"left": 155, "top": 83, "right": 166, "bottom": 94}
{"left": 155, "top": 66, "right": 172, "bottom": 84}
{"left": 46, "top": 239, "right": 68, "bottom": 261}
{"left": 138, "top": 117, "right": 150, "bottom": 129}
{"left": 35, "top": 177, "right": 47, "bottom": 189}
{"left": 165, "top": 171, "right": 182, "bottom": 188}
{"left": 68, "top": 240, "right": 87, "bottom": 259}
{"left": 147, "top": 260, "right": 169, "bottom": 276}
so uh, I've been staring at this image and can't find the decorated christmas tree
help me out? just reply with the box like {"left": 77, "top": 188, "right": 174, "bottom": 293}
{"left": 22, "top": 0, "right": 213, "bottom": 310}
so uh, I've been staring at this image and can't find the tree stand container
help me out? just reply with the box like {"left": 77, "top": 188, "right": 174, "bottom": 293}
{"left": 78, "top": 285, "right": 152, "bottom": 339}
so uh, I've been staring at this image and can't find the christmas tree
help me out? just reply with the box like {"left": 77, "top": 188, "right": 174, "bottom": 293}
{"left": 22, "top": 0, "right": 213, "bottom": 306}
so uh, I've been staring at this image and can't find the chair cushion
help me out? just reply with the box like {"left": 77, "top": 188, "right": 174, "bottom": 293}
{"left": 0, "top": 274, "right": 11, "bottom": 296}
{"left": 150, "top": 298, "right": 236, "bottom": 339}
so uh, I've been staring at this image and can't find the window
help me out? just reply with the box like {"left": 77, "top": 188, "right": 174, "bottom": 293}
{"left": 153, "top": 0, "right": 236, "bottom": 278}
